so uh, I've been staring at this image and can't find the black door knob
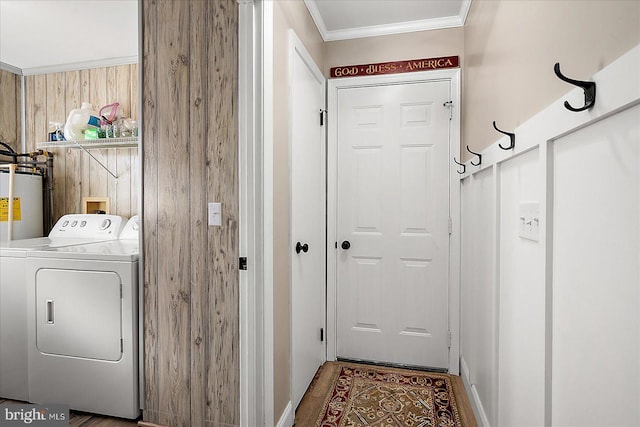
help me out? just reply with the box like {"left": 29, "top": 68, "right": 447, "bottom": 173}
{"left": 341, "top": 241, "right": 351, "bottom": 250}
{"left": 295, "top": 242, "right": 309, "bottom": 254}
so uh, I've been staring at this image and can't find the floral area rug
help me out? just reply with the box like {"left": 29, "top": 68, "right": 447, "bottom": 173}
{"left": 315, "top": 363, "right": 462, "bottom": 427}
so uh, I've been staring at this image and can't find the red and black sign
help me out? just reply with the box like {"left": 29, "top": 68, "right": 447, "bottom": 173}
{"left": 330, "top": 56, "right": 459, "bottom": 78}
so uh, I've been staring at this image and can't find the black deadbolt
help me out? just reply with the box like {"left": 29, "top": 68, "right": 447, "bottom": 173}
{"left": 341, "top": 241, "right": 351, "bottom": 250}
{"left": 295, "top": 242, "right": 309, "bottom": 254}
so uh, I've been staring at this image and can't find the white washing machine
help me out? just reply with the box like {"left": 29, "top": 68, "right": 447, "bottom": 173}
{"left": 26, "top": 216, "right": 140, "bottom": 419}
{"left": 0, "top": 214, "right": 126, "bottom": 401}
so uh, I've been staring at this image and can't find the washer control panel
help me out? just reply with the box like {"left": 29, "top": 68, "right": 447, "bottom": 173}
{"left": 49, "top": 214, "right": 126, "bottom": 239}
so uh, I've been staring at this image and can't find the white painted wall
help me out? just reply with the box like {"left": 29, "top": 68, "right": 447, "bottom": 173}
{"left": 459, "top": 44, "right": 640, "bottom": 427}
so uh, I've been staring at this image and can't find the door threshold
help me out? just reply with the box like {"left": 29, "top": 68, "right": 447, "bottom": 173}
{"left": 336, "top": 357, "right": 448, "bottom": 374}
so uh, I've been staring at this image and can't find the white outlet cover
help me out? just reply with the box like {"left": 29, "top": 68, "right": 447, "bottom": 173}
{"left": 208, "top": 202, "right": 222, "bottom": 226}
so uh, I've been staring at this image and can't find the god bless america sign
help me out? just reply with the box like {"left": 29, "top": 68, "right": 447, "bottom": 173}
{"left": 330, "top": 56, "right": 459, "bottom": 78}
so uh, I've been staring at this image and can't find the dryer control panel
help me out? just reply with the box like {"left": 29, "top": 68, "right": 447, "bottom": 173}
{"left": 48, "top": 214, "right": 126, "bottom": 239}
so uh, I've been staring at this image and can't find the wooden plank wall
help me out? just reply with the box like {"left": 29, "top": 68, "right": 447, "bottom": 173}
{"left": 23, "top": 65, "right": 139, "bottom": 224}
{"left": 141, "top": 0, "right": 239, "bottom": 426}
{"left": 0, "top": 68, "right": 21, "bottom": 152}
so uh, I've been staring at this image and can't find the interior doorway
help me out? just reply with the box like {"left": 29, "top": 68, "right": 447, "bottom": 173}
{"left": 327, "top": 69, "right": 462, "bottom": 374}
{"left": 289, "top": 30, "right": 327, "bottom": 410}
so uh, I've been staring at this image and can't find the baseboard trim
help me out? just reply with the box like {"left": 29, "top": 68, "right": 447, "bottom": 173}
{"left": 460, "top": 356, "right": 491, "bottom": 427}
{"left": 276, "top": 401, "right": 294, "bottom": 427}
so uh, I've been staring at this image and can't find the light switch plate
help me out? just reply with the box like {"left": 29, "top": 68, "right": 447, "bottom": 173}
{"left": 519, "top": 201, "right": 539, "bottom": 242}
{"left": 208, "top": 202, "right": 222, "bottom": 226}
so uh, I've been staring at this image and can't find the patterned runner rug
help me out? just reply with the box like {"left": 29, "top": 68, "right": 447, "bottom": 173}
{"left": 314, "top": 363, "right": 462, "bottom": 427}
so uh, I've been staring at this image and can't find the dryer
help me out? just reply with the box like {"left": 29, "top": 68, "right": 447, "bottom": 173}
{"left": 26, "top": 216, "right": 140, "bottom": 419}
{"left": 0, "top": 214, "right": 125, "bottom": 401}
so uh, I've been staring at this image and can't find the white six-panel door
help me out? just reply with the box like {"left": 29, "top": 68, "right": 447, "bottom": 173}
{"left": 335, "top": 80, "right": 452, "bottom": 368}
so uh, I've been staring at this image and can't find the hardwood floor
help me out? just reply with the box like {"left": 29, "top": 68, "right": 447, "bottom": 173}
{"left": 3, "top": 362, "right": 478, "bottom": 427}
{"left": 68, "top": 411, "right": 139, "bottom": 426}
{"left": 294, "top": 361, "right": 478, "bottom": 427}
{"left": 0, "top": 399, "right": 139, "bottom": 426}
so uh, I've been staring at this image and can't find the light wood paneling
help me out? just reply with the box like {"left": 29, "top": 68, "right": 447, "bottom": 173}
{"left": 23, "top": 65, "right": 139, "bottom": 224}
{"left": 130, "top": 63, "right": 139, "bottom": 215}
{"left": 79, "top": 69, "right": 92, "bottom": 209}
{"left": 155, "top": 0, "right": 191, "bottom": 425}
{"left": 189, "top": 0, "right": 208, "bottom": 425}
{"left": 0, "top": 69, "right": 21, "bottom": 152}
{"left": 64, "top": 70, "right": 83, "bottom": 214}
{"left": 207, "top": 0, "right": 239, "bottom": 423}
{"left": 141, "top": 0, "right": 239, "bottom": 425}
{"left": 46, "top": 72, "right": 67, "bottom": 222}
{"left": 31, "top": 75, "right": 48, "bottom": 152}
{"left": 88, "top": 67, "right": 109, "bottom": 202}
{"left": 141, "top": 0, "right": 159, "bottom": 423}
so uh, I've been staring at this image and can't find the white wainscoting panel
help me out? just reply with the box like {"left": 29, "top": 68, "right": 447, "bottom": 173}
{"left": 498, "top": 149, "right": 545, "bottom": 427}
{"left": 551, "top": 103, "right": 640, "bottom": 426}
{"left": 459, "top": 44, "right": 640, "bottom": 427}
{"left": 461, "top": 167, "right": 498, "bottom": 426}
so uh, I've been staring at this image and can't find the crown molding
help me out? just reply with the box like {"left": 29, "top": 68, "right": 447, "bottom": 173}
{"left": 305, "top": 0, "right": 472, "bottom": 42}
{"left": 323, "top": 15, "right": 465, "bottom": 42}
{"left": 460, "top": 0, "right": 472, "bottom": 26}
{"left": 16, "top": 56, "right": 138, "bottom": 76}
{"left": 303, "top": 0, "right": 329, "bottom": 40}
{"left": 0, "top": 61, "right": 23, "bottom": 75}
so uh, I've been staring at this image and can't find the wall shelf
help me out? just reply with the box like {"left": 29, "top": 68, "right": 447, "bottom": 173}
{"left": 36, "top": 137, "right": 139, "bottom": 179}
{"left": 36, "top": 137, "right": 139, "bottom": 150}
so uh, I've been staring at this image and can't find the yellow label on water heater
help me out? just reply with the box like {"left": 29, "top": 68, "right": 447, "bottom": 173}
{"left": 0, "top": 197, "right": 22, "bottom": 221}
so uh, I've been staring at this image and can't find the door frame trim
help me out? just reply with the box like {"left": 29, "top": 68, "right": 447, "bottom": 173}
{"left": 288, "top": 29, "right": 327, "bottom": 411}
{"left": 238, "top": 0, "right": 274, "bottom": 425}
{"left": 326, "top": 69, "right": 462, "bottom": 374}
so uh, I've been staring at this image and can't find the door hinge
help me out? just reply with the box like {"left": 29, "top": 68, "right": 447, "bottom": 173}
{"left": 335, "top": 241, "right": 338, "bottom": 249}
{"left": 448, "top": 217, "right": 452, "bottom": 235}
{"left": 120, "top": 338, "right": 124, "bottom": 352}
{"left": 120, "top": 283, "right": 123, "bottom": 298}
{"left": 239, "top": 257, "right": 247, "bottom": 270}
{"left": 320, "top": 109, "right": 326, "bottom": 126}
{"left": 443, "top": 100, "right": 453, "bottom": 120}
{"left": 447, "top": 331, "right": 452, "bottom": 348}
{"left": 320, "top": 328, "right": 324, "bottom": 342}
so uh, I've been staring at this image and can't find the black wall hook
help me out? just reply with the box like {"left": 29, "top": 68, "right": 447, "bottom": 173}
{"left": 553, "top": 63, "right": 596, "bottom": 112}
{"left": 493, "top": 121, "right": 515, "bottom": 150}
{"left": 453, "top": 157, "right": 466, "bottom": 174}
{"left": 466, "top": 145, "right": 482, "bottom": 166}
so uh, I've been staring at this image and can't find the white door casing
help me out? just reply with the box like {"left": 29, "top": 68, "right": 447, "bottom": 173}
{"left": 327, "top": 70, "right": 461, "bottom": 373}
{"left": 289, "top": 30, "right": 326, "bottom": 410}
{"left": 238, "top": 0, "right": 273, "bottom": 424}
